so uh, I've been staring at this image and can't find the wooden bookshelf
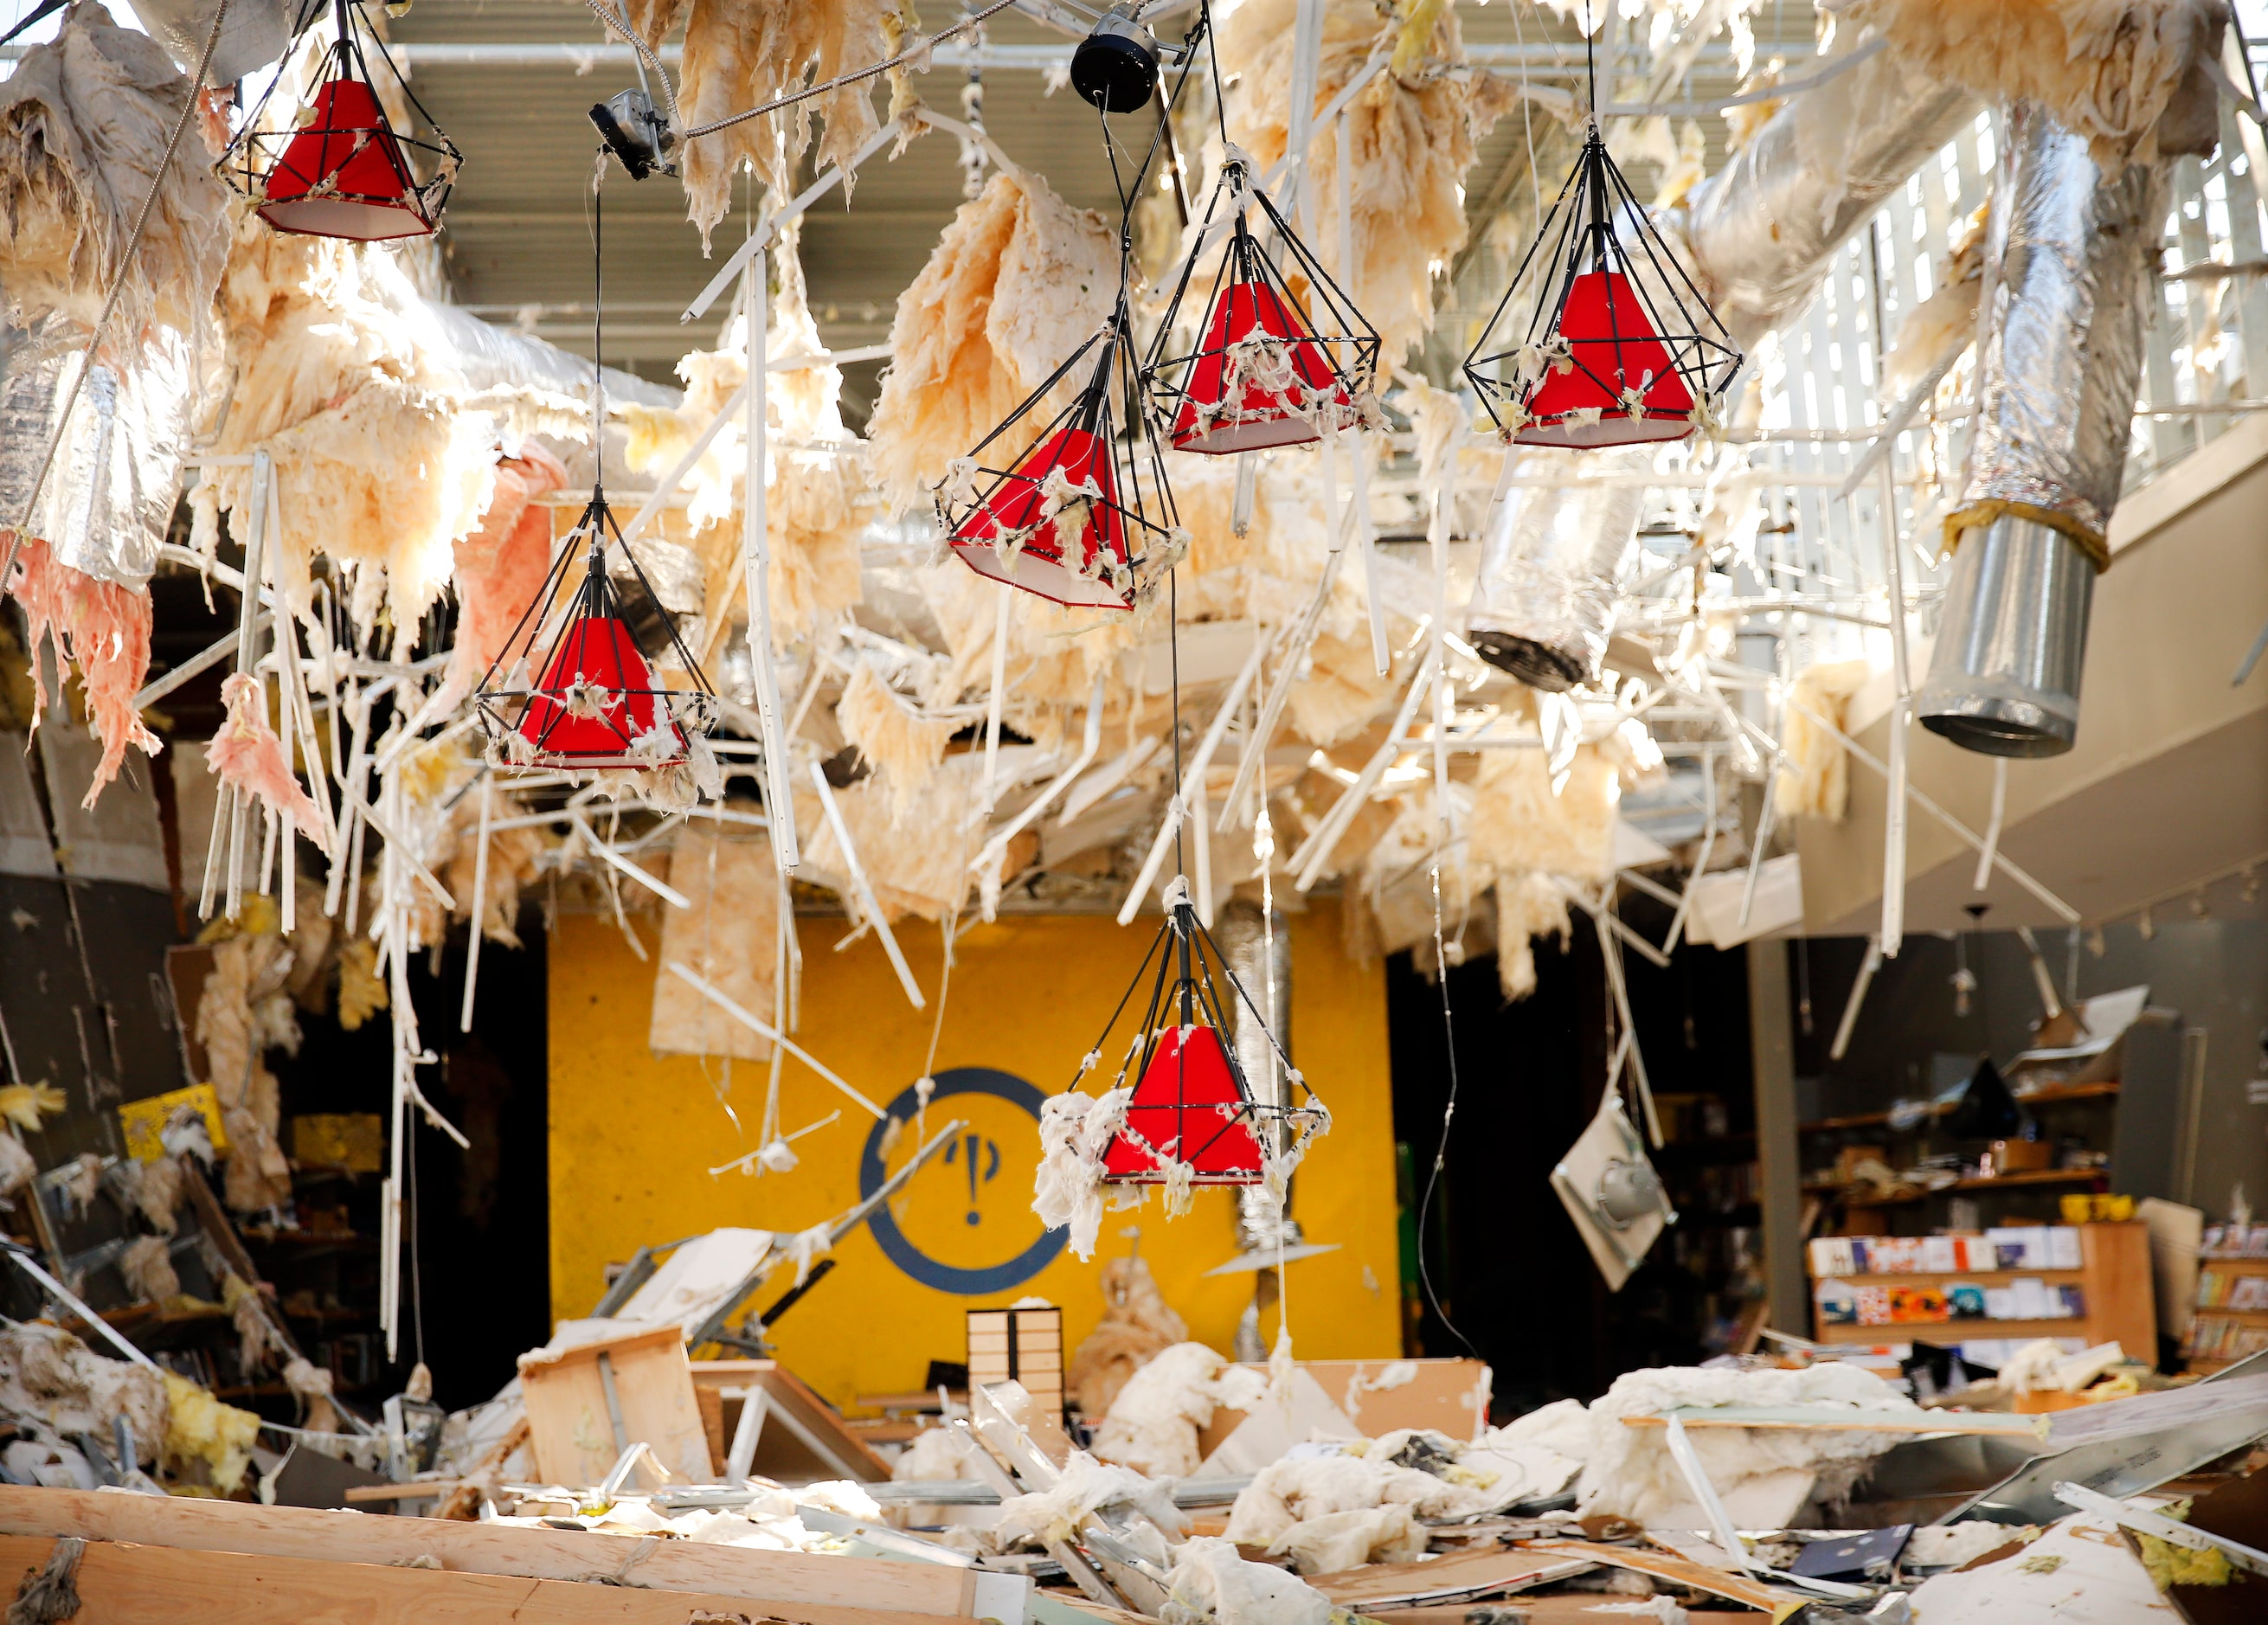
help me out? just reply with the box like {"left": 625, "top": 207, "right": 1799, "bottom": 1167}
{"left": 1803, "top": 1168, "right": 2109, "bottom": 1204}
{"left": 2188, "top": 1256, "right": 2268, "bottom": 1373}
{"left": 1807, "top": 1221, "right": 2155, "bottom": 1353}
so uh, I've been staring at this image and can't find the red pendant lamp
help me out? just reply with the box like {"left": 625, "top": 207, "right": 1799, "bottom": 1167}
{"left": 1058, "top": 879, "right": 1327, "bottom": 1192}
{"left": 1146, "top": 159, "right": 1380, "bottom": 455}
{"left": 472, "top": 491, "right": 717, "bottom": 773}
{"left": 941, "top": 303, "right": 1181, "bottom": 611}
{"left": 1463, "top": 118, "right": 1739, "bottom": 447}
{"left": 221, "top": 0, "right": 461, "bottom": 242}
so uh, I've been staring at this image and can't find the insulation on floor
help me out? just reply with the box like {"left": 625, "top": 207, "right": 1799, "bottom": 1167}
{"left": 1067, "top": 1254, "right": 1192, "bottom": 1418}
{"left": 650, "top": 822, "right": 781, "bottom": 1062}
{"left": 1089, "top": 1340, "right": 1269, "bottom": 1479}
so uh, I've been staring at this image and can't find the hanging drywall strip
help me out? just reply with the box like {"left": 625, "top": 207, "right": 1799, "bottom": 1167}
{"left": 740, "top": 245, "right": 802, "bottom": 871}
{"left": 667, "top": 960, "right": 887, "bottom": 1120}
{"left": 1119, "top": 636, "right": 1268, "bottom": 924}
{"left": 1291, "top": 660, "right": 1437, "bottom": 890}
{"left": 809, "top": 762, "right": 925, "bottom": 1010}
{"left": 461, "top": 774, "right": 492, "bottom": 1032}
{"left": 973, "top": 671, "right": 1105, "bottom": 916}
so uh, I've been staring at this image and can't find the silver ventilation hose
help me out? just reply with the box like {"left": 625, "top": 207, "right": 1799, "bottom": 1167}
{"left": 1918, "top": 104, "right": 2167, "bottom": 756}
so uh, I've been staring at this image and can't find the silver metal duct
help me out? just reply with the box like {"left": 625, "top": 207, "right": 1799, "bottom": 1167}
{"left": 1216, "top": 898, "right": 1301, "bottom": 1256}
{"left": 0, "top": 322, "right": 196, "bottom": 589}
{"left": 1918, "top": 105, "right": 2166, "bottom": 756}
{"left": 1465, "top": 449, "right": 1645, "bottom": 690}
{"left": 1465, "top": 49, "right": 1977, "bottom": 678}
{"left": 413, "top": 299, "right": 678, "bottom": 410}
{"left": 1679, "top": 42, "right": 1981, "bottom": 350}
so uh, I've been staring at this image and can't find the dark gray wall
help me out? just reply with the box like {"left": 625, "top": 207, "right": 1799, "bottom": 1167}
{"left": 1791, "top": 922, "right": 2268, "bottom": 1221}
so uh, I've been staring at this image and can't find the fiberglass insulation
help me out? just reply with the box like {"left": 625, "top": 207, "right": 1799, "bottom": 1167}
{"left": 1217, "top": 0, "right": 1523, "bottom": 363}
{"left": 3, "top": 532, "right": 161, "bottom": 805}
{"left": 1088, "top": 1340, "right": 1268, "bottom": 1479}
{"left": 865, "top": 168, "right": 1120, "bottom": 511}
{"left": 626, "top": 0, "right": 918, "bottom": 246}
{"left": 0, "top": 4, "right": 228, "bottom": 344}
{"left": 189, "top": 209, "right": 517, "bottom": 649}
{"left": 1841, "top": 0, "right": 2229, "bottom": 167}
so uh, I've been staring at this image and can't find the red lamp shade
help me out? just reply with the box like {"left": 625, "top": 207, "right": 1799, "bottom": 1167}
{"left": 515, "top": 613, "right": 686, "bottom": 768}
{"left": 1169, "top": 283, "right": 1352, "bottom": 455}
{"left": 1103, "top": 1024, "right": 1267, "bottom": 1182}
{"left": 258, "top": 79, "right": 436, "bottom": 241}
{"left": 949, "top": 425, "right": 1134, "bottom": 610}
{"left": 1513, "top": 270, "right": 1698, "bottom": 447}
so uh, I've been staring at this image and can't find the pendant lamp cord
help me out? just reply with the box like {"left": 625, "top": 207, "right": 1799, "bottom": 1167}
{"left": 1, "top": 0, "right": 234, "bottom": 595}
{"left": 590, "top": 155, "right": 606, "bottom": 494}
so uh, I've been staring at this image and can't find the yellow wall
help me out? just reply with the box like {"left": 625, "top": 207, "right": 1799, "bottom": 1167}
{"left": 548, "top": 902, "right": 1403, "bottom": 1409}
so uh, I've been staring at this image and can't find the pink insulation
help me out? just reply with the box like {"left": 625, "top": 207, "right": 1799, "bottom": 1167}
{"left": 3, "top": 531, "right": 161, "bottom": 806}
{"left": 438, "top": 444, "right": 569, "bottom": 708}
{"left": 208, "top": 672, "right": 324, "bottom": 842}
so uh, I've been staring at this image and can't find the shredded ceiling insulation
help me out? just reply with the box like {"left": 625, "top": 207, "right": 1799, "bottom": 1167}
{"left": 1217, "top": 0, "right": 1526, "bottom": 362}
{"left": 0, "top": 7, "right": 226, "bottom": 343}
{"left": 865, "top": 167, "right": 1121, "bottom": 510}
{"left": 3, "top": 531, "right": 160, "bottom": 802}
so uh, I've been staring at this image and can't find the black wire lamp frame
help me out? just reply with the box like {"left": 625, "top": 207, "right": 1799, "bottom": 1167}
{"left": 469, "top": 490, "right": 720, "bottom": 772}
{"left": 1142, "top": 157, "right": 1383, "bottom": 453}
{"left": 217, "top": 0, "right": 462, "bottom": 237}
{"left": 1461, "top": 120, "right": 1741, "bottom": 446}
{"left": 937, "top": 291, "right": 1185, "bottom": 612}
{"left": 1075, "top": 883, "right": 1330, "bottom": 1186}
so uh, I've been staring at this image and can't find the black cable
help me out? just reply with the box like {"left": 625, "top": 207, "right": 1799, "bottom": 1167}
{"left": 1416, "top": 860, "right": 1478, "bottom": 1358}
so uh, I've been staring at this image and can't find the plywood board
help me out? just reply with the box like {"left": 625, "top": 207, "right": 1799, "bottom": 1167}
{"left": 1195, "top": 1358, "right": 1491, "bottom": 1458}
{"left": 1309, "top": 1545, "right": 1596, "bottom": 1609}
{"left": 0, "top": 1485, "right": 973, "bottom": 1619}
{"left": 0, "top": 1534, "right": 959, "bottom": 1625}
{"left": 1519, "top": 1542, "right": 1809, "bottom": 1621}
{"left": 519, "top": 1323, "right": 712, "bottom": 1486}
{"left": 690, "top": 1359, "right": 893, "bottom": 1482}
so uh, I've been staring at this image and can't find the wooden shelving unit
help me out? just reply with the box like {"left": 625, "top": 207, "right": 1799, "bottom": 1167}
{"left": 1799, "top": 1081, "right": 2121, "bottom": 1136}
{"left": 1807, "top": 1221, "right": 2156, "bottom": 1353}
{"left": 2188, "top": 1256, "right": 2268, "bottom": 1373}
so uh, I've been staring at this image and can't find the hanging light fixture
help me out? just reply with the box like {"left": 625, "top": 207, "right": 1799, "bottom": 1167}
{"left": 1462, "top": 26, "right": 1738, "bottom": 448}
{"left": 471, "top": 491, "right": 718, "bottom": 773}
{"left": 220, "top": 0, "right": 461, "bottom": 241}
{"left": 1076, "top": 879, "right": 1327, "bottom": 1190}
{"left": 939, "top": 299, "right": 1183, "bottom": 611}
{"left": 471, "top": 162, "right": 716, "bottom": 786}
{"left": 1145, "top": 156, "right": 1381, "bottom": 455}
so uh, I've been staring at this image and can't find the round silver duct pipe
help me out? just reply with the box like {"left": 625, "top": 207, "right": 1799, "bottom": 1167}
{"left": 1466, "top": 449, "right": 1645, "bottom": 690}
{"left": 1918, "top": 104, "right": 2168, "bottom": 757}
{"left": 1919, "top": 514, "right": 2096, "bottom": 755}
{"left": 1214, "top": 898, "right": 1300, "bottom": 1257}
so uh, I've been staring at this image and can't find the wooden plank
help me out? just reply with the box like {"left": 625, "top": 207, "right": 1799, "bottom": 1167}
{"left": 1309, "top": 1545, "right": 1592, "bottom": 1609}
{"left": 688, "top": 1361, "right": 891, "bottom": 1482}
{"left": 1519, "top": 1541, "right": 1809, "bottom": 1621}
{"left": 0, "top": 1484, "right": 972, "bottom": 1618}
{"left": 2082, "top": 1218, "right": 2157, "bottom": 1358}
{"left": 0, "top": 1533, "right": 934, "bottom": 1625}
{"left": 1619, "top": 1407, "right": 2047, "bottom": 1438}
{"left": 1813, "top": 1317, "right": 2101, "bottom": 1346}
{"left": 520, "top": 1325, "right": 712, "bottom": 1487}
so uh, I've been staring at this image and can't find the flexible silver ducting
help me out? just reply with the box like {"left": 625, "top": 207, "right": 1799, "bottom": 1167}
{"left": 1466, "top": 42, "right": 1980, "bottom": 683}
{"left": 1215, "top": 898, "right": 1301, "bottom": 1256}
{"left": 0, "top": 323, "right": 197, "bottom": 588}
{"left": 1678, "top": 42, "right": 1982, "bottom": 350}
{"left": 1466, "top": 449, "right": 1646, "bottom": 690}
{"left": 1918, "top": 104, "right": 2168, "bottom": 756}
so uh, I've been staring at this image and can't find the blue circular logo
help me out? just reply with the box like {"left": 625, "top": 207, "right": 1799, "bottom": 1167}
{"left": 859, "top": 1067, "right": 1067, "bottom": 1294}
